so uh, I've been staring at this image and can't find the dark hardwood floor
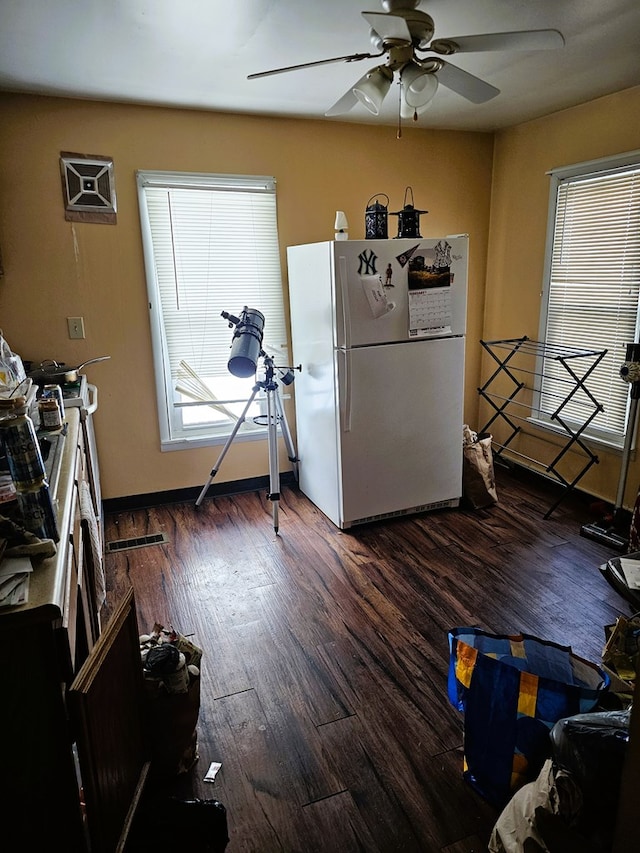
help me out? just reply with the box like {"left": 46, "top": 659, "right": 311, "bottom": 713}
{"left": 103, "top": 465, "right": 631, "bottom": 853}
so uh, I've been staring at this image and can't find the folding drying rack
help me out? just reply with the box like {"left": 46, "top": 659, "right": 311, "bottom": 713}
{"left": 478, "top": 336, "right": 607, "bottom": 518}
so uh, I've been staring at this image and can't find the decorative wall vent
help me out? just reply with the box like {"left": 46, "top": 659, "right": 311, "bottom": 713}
{"left": 60, "top": 151, "right": 117, "bottom": 224}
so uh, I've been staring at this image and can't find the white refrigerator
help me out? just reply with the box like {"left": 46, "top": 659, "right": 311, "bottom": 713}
{"left": 287, "top": 236, "right": 468, "bottom": 529}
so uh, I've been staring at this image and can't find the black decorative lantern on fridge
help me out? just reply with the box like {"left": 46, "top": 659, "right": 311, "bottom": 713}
{"left": 364, "top": 193, "right": 389, "bottom": 239}
{"left": 390, "top": 186, "right": 428, "bottom": 239}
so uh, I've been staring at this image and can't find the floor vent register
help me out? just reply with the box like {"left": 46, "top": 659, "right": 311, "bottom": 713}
{"left": 106, "top": 532, "right": 169, "bottom": 553}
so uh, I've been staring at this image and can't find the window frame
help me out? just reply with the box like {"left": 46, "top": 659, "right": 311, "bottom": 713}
{"left": 533, "top": 149, "right": 640, "bottom": 450}
{"left": 136, "top": 170, "right": 288, "bottom": 452}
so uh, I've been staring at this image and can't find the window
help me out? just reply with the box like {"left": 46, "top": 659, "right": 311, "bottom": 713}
{"left": 536, "top": 151, "right": 640, "bottom": 448}
{"left": 136, "top": 171, "right": 288, "bottom": 450}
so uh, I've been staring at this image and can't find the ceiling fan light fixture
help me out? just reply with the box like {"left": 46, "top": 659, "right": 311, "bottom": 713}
{"left": 401, "top": 64, "right": 439, "bottom": 109}
{"left": 353, "top": 65, "right": 393, "bottom": 115}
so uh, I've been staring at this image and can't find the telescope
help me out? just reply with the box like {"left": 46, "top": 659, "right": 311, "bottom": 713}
{"left": 222, "top": 307, "right": 265, "bottom": 378}
{"left": 197, "top": 306, "right": 301, "bottom": 533}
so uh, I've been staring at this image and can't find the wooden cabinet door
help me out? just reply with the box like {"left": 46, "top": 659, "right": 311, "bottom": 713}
{"left": 70, "top": 587, "right": 150, "bottom": 853}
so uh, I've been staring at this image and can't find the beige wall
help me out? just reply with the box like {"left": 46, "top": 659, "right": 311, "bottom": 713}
{"left": 0, "top": 94, "right": 493, "bottom": 499}
{"left": 484, "top": 86, "right": 640, "bottom": 507}
{"left": 3, "top": 88, "right": 638, "bottom": 506}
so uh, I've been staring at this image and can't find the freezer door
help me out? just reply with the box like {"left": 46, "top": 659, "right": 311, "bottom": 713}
{"left": 337, "top": 336, "right": 464, "bottom": 527}
{"left": 333, "top": 237, "right": 468, "bottom": 348}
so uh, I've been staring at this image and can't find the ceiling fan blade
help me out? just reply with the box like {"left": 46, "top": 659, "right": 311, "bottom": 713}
{"left": 248, "top": 51, "right": 379, "bottom": 80}
{"left": 435, "top": 60, "right": 500, "bottom": 104}
{"left": 325, "top": 85, "right": 360, "bottom": 117}
{"left": 430, "top": 29, "right": 565, "bottom": 55}
{"left": 362, "top": 11, "right": 412, "bottom": 45}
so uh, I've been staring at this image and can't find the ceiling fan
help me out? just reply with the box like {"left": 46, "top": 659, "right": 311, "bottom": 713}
{"left": 248, "top": 0, "right": 565, "bottom": 122}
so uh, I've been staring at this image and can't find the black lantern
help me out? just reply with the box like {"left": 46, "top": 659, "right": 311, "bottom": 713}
{"left": 365, "top": 193, "right": 389, "bottom": 239}
{"left": 390, "top": 186, "right": 428, "bottom": 239}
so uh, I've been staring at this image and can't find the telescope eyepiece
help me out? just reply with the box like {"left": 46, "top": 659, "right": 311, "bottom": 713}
{"left": 221, "top": 310, "right": 241, "bottom": 327}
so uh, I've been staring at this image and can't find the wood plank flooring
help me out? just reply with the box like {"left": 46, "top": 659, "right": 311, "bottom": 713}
{"left": 103, "top": 466, "right": 630, "bottom": 853}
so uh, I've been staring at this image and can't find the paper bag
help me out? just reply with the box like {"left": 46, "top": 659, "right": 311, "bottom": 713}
{"left": 462, "top": 428, "right": 498, "bottom": 509}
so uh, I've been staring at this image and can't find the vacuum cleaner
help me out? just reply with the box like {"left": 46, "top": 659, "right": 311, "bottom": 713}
{"left": 580, "top": 342, "right": 640, "bottom": 551}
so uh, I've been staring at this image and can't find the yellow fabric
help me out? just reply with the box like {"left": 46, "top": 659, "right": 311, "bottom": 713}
{"left": 518, "top": 671, "right": 538, "bottom": 718}
{"left": 455, "top": 642, "right": 478, "bottom": 689}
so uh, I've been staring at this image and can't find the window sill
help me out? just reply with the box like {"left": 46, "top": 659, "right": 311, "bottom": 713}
{"left": 526, "top": 415, "right": 625, "bottom": 453}
{"left": 160, "top": 427, "right": 267, "bottom": 453}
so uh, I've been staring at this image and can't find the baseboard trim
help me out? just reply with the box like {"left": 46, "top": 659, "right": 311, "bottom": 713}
{"left": 103, "top": 472, "right": 297, "bottom": 514}
{"left": 493, "top": 455, "right": 594, "bottom": 501}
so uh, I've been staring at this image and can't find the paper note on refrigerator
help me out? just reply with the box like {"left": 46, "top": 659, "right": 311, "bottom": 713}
{"left": 361, "top": 275, "right": 395, "bottom": 319}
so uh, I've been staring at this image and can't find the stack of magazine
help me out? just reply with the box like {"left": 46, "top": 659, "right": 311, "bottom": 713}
{"left": 600, "top": 552, "right": 640, "bottom": 611}
{"left": 0, "top": 552, "right": 31, "bottom": 606}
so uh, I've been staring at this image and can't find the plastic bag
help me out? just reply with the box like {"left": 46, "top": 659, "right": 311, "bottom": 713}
{"left": 447, "top": 627, "right": 610, "bottom": 807}
{"left": 549, "top": 709, "right": 630, "bottom": 849}
{"left": 462, "top": 425, "right": 498, "bottom": 508}
{"left": 0, "top": 331, "right": 26, "bottom": 393}
{"left": 488, "top": 758, "right": 596, "bottom": 853}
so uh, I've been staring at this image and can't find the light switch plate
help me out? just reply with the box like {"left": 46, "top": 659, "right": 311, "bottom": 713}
{"left": 67, "top": 316, "right": 85, "bottom": 339}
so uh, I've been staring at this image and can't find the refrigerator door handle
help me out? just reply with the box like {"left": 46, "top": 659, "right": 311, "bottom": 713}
{"left": 339, "top": 348, "right": 352, "bottom": 433}
{"left": 338, "top": 255, "right": 351, "bottom": 350}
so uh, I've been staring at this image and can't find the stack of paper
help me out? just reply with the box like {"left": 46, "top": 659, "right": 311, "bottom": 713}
{"left": 610, "top": 553, "right": 640, "bottom": 590}
{"left": 0, "top": 554, "right": 32, "bottom": 606}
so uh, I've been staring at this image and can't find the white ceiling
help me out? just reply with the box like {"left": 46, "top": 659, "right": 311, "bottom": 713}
{"left": 1, "top": 0, "right": 639, "bottom": 132}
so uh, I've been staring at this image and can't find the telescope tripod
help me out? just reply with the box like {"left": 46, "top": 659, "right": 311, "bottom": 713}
{"left": 195, "top": 355, "right": 299, "bottom": 534}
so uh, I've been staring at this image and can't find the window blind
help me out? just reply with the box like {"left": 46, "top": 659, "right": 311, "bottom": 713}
{"left": 539, "top": 161, "right": 640, "bottom": 442}
{"left": 137, "top": 171, "right": 287, "bottom": 447}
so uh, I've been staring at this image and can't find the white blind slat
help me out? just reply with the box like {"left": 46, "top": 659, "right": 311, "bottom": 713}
{"left": 540, "top": 162, "right": 640, "bottom": 439}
